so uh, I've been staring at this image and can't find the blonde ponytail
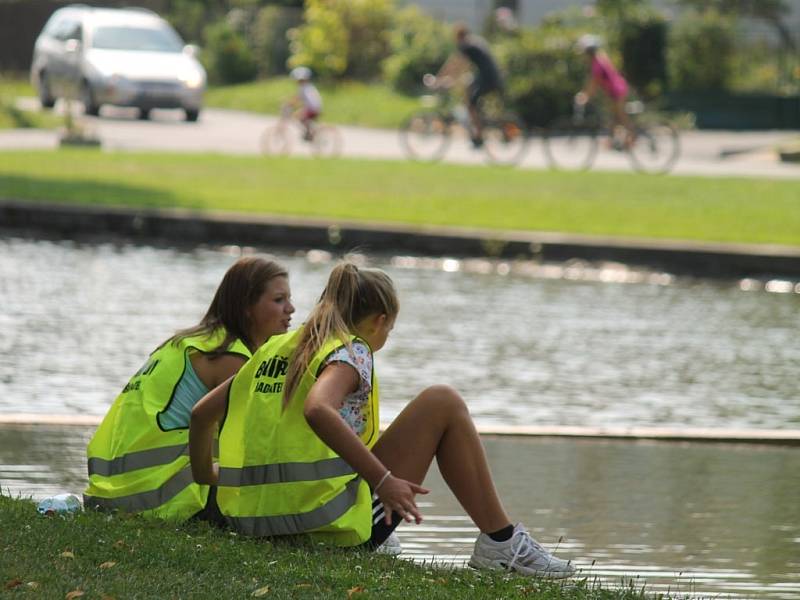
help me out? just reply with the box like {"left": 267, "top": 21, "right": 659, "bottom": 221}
{"left": 282, "top": 262, "right": 398, "bottom": 408}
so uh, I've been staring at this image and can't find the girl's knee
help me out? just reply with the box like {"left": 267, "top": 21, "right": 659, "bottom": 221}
{"left": 418, "top": 384, "right": 468, "bottom": 414}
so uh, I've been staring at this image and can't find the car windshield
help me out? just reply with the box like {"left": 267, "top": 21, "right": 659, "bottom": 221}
{"left": 91, "top": 25, "right": 183, "bottom": 52}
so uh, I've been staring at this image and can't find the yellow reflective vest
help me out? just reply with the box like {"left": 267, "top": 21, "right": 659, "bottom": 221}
{"left": 84, "top": 330, "right": 250, "bottom": 521}
{"left": 217, "top": 329, "right": 379, "bottom": 546}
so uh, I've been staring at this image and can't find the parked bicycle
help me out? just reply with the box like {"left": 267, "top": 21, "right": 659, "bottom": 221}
{"left": 543, "top": 100, "right": 680, "bottom": 174}
{"left": 260, "top": 105, "right": 343, "bottom": 158}
{"left": 399, "top": 74, "right": 528, "bottom": 167}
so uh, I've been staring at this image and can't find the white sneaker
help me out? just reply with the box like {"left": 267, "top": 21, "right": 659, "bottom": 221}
{"left": 375, "top": 531, "right": 402, "bottom": 556}
{"left": 468, "top": 523, "right": 575, "bottom": 578}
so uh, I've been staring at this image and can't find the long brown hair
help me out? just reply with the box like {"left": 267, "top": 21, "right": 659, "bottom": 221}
{"left": 172, "top": 256, "right": 288, "bottom": 355}
{"left": 283, "top": 262, "right": 398, "bottom": 407}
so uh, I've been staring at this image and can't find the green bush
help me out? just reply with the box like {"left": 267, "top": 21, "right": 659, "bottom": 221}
{"left": 619, "top": 12, "right": 668, "bottom": 98}
{"left": 250, "top": 6, "right": 304, "bottom": 77}
{"left": 495, "top": 30, "right": 585, "bottom": 127}
{"left": 203, "top": 19, "right": 258, "bottom": 85}
{"left": 382, "top": 6, "right": 454, "bottom": 94}
{"left": 668, "top": 9, "right": 735, "bottom": 92}
{"left": 288, "top": 0, "right": 393, "bottom": 80}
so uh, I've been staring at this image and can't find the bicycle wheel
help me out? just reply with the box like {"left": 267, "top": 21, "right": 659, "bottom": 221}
{"left": 399, "top": 111, "right": 451, "bottom": 162}
{"left": 628, "top": 122, "right": 680, "bottom": 174}
{"left": 311, "top": 124, "right": 343, "bottom": 158}
{"left": 543, "top": 117, "right": 599, "bottom": 170}
{"left": 260, "top": 125, "right": 291, "bottom": 155}
{"left": 482, "top": 114, "right": 528, "bottom": 166}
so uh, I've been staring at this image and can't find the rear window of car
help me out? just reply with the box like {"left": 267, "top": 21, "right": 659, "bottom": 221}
{"left": 91, "top": 25, "right": 183, "bottom": 52}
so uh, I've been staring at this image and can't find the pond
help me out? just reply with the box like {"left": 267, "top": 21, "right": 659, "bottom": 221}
{"left": 1, "top": 233, "right": 799, "bottom": 598}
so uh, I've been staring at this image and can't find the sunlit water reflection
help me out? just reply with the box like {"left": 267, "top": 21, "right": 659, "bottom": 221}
{"left": 1, "top": 234, "right": 798, "bottom": 427}
{"left": 1, "top": 234, "right": 799, "bottom": 597}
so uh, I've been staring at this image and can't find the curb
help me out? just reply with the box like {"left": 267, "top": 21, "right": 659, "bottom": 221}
{"left": 2, "top": 199, "right": 800, "bottom": 278}
{"left": 3, "top": 414, "right": 799, "bottom": 446}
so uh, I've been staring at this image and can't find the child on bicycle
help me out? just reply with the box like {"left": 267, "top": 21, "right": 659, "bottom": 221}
{"left": 288, "top": 66, "right": 322, "bottom": 141}
{"left": 574, "top": 34, "right": 634, "bottom": 148}
{"left": 190, "top": 261, "right": 576, "bottom": 578}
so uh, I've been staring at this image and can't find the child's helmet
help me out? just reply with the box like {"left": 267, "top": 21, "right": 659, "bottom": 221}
{"left": 576, "top": 34, "right": 601, "bottom": 53}
{"left": 290, "top": 66, "right": 312, "bottom": 81}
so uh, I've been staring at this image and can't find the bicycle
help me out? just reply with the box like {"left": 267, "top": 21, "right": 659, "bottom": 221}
{"left": 398, "top": 74, "right": 528, "bottom": 167}
{"left": 260, "top": 105, "right": 343, "bottom": 158}
{"left": 543, "top": 100, "right": 680, "bottom": 174}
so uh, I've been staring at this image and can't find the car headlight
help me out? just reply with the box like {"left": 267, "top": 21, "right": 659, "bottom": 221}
{"left": 180, "top": 71, "right": 204, "bottom": 89}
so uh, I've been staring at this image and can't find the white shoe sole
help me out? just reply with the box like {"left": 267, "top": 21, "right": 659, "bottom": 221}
{"left": 468, "top": 556, "right": 575, "bottom": 579}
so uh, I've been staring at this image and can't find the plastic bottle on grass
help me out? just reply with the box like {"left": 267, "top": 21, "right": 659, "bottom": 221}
{"left": 37, "top": 493, "right": 82, "bottom": 515}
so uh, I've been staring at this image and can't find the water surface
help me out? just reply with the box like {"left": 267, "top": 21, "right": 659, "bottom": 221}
{"left": 1, "top": 234, "right": 798, "bottom": 428}
{"left": 1, "top": 233, "right": 799, "bottom": 597}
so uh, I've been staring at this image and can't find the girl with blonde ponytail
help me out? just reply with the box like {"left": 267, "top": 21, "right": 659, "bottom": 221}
{"left": 190, "top": 262, "right": 575, "bottom": 578}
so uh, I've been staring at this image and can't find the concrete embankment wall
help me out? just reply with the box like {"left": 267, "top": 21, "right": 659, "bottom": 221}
{"left": 3, "top": 199, "right": 800, "bottom": 279}
{"left": 2, "top": 413, "right": 800, "bottom": 446}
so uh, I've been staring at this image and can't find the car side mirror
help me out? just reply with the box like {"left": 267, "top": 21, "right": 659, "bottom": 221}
{"left": 65, "top": 38, "right": 81, "bottom": 53}
{"left": 183, "top": 44, "right": 200, "bottom": 58}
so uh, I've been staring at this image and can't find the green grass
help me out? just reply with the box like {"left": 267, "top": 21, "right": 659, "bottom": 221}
{"left": 1, "top": 149, "right": 799, "bottom": 246}
{"left": 0, "top": 495, "right": 679, "bottom": 599}
{"left": 0, "top": 74, "right": 63, "bottom": 130}
{"left": 206, "top": 78, "right": 421, "bottom": 129}
{"left": 0, "top": 73, "right": 422, "bottom": 130}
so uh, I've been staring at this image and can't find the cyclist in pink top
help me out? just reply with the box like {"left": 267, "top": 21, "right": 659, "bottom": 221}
{"left": 574, "top": 34, "right": 634, "bottom": 147}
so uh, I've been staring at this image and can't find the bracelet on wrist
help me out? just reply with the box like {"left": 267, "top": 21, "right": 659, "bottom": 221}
{"left": 373, "top": 469, "right": 392, "bottom": 492}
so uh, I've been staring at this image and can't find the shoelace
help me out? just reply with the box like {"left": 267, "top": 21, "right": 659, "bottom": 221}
{"left": 508, "top": 527, "right": 548, "bottom": 571}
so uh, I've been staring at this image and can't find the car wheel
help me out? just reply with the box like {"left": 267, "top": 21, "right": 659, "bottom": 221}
{"left": 81, "top": 81, "right": 100, "bottom": 116}
{"left": 184, "top": 108, "right": 200, "bottom": 122}
{"left": 139, "top": 108, "right": 151, "bottom": 120}
{"left": 38, "top": 71, "right": 56, "bottom": 109}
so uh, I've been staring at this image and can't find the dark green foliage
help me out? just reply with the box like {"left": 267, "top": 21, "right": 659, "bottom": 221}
{"left": 619, "top": 15, "right": 668, "bottom": 98}
{"left": 203, "top": 19, "right": 258, "bottom": 84}
{"left": 673, "top": 0, "right": 796, "bottom": 50}
{"left": 668, "top": 9, "right": 735, "bottom": 92}
{"left": 250, "top": 6, "right": 304, "bottom": 76}
{"left": 163, "top": 0, "right": 227, "bottom": 44}
{"left": 495, "top": 31, "right": 585, "bottom": 127}
{"left": 383, "top": 6, "right": 454, "bottom": 94}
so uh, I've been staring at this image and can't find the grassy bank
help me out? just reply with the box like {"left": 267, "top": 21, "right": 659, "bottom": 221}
{"left": 205, "top": 78, "right": 420, "bottom": 129}
{"left": 1, "top": 149, "right": 799, "bottom": 246}
{"left": 0, "top": 75, "right": 60, "bottom": 130}
{"left": 1, "top": 75, "right": 419, "bottom": 130}
{"left": 0, "top": 495, "right": 671, "bottom": 600}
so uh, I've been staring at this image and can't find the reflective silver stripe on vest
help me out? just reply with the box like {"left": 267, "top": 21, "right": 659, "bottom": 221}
{"left": 217, "top": 456, "right": 355, "bottom": 487}
{"left": 88, "top": 443, "right": 188, "bottom": 477}
{"left": 87, "top": 440, "right": 220, "bottom": 477}
{"left": 226, "top": 477, "right": 362, "bottom": 537}
{"left": 83, "top": 465, "right": 196, "bottom": 513}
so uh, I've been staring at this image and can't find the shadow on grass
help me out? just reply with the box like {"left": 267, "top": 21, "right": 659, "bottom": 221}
{"left": 0, "top": 174, "right": 180, "bottom": 208}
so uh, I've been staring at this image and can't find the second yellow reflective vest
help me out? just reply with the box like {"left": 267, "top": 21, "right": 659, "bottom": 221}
{"left": 84, "top": 330, "right": 251, "bottom": 521}
{"left": 217, "top": 328, "right": 380, "bottom": 547}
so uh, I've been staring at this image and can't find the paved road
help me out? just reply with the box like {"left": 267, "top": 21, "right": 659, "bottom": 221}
{"left": 3, "top": 99, "right": 799, "bottom": 179}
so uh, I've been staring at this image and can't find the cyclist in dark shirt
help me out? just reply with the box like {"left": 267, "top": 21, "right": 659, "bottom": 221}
{"left": 436, "top": 23, "right": 503, "bottom": 148}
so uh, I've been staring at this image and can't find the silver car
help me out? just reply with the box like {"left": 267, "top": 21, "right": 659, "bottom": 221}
{"left": 30, "top": 5, "right": 206, "bottom": 121}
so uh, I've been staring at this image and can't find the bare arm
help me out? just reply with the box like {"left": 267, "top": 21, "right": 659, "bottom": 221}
{"left": 189, "top": 377, "right": 233, "bottom": 485}
{"left": 577, "top": 78, "right": 598, "bottom": 104}
{"left": 192, "top": 353, "right": 247, "bottom": 390}
{"left": 304, "top": 363, "right": 428, "bottom": 524}
{"left": 435, "top": 52, "right": 469, "bottom": 83}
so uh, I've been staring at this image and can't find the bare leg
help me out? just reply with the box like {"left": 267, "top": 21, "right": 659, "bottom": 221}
{"left": 372, "top": 384, "right": 511, "bottom": 533}
{"left": 613, "top": 97, "right": 635, "bottom": 146}
{"left": 468, "top": 104, "right": 483, "bottom": 139}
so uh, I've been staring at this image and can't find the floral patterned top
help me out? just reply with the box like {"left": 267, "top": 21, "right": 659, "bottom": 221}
{"left": 323, "top": 341, "right": 373, "bottom": 437}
